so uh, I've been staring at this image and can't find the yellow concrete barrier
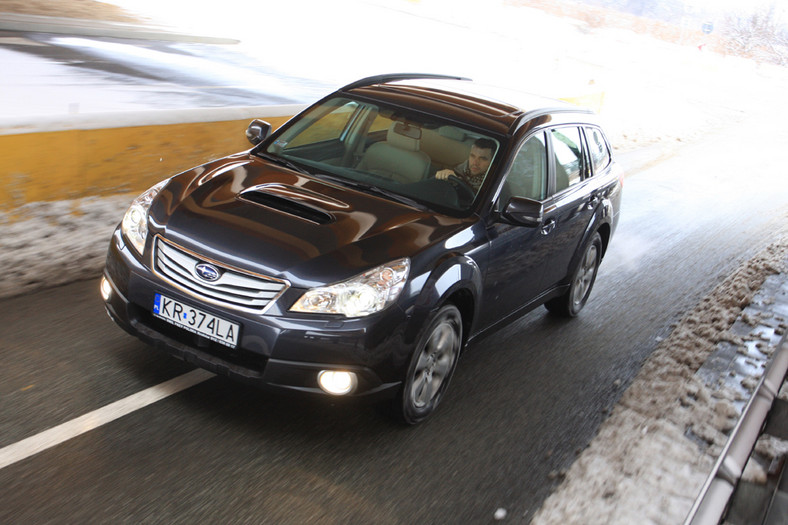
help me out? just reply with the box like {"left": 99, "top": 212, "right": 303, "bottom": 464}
{"left": 0, "top": 106, "right": 303, "bottom": 212}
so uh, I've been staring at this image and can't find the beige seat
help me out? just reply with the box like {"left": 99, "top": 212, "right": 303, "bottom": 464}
{"left": 357, "top": 123, "right": 431, "bottom": 183}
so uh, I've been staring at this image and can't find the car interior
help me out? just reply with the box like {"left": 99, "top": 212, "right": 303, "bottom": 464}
{"left": 267, "top": 98, "right": 500, "bottom": 211}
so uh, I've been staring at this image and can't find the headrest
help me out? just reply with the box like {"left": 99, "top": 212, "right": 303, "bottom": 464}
{"left": 387, "top": 122, "right": 421, "bottom": 151}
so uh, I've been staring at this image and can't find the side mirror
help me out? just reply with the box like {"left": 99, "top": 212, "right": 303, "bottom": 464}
{"left": 246, "top": 119, "right": 272, "bottom": 146}
{"left": 502, "top": 196, "right": 544, "bottom": 227}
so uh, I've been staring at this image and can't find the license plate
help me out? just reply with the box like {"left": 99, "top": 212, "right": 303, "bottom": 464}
{"left": 153, "top": 293, "right": 240, "bottom": 348}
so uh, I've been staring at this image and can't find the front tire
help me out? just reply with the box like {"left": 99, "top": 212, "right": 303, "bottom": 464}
{"left": 545, "top": 232, "right": 602, "bottom": 318}
{"left": 394, "top": 304, "right": 462, "bottom": 425}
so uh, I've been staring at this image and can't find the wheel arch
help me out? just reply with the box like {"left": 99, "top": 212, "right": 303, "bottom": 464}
{"left": 405, "top": 254, "right": 481, "bottom": 347}
{"left": 441, "top": 287, "right": 475, "bottom": 348}
{"left": 596, "top": 222, "right": 611, "bottom": 259}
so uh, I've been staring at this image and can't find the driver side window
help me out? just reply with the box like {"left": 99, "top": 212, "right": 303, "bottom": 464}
{"left": 500, "top": 132, "right": 547, "bottom": 208}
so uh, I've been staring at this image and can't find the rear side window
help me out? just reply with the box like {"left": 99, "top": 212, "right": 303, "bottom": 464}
{"left": 586, "top": 127, "right": 611, "bottom": 174}
{"left": 551, "top": 127, "right": 584, "bottom": 193}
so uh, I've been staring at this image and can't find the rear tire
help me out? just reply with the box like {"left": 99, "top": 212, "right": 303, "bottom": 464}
{"left": 545, "top": 232, "right": 602, "bottom": 318}
{"left": 393, "top": 304, "right": 462, "bottom": 425}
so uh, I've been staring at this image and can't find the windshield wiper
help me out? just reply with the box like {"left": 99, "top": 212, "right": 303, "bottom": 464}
{"left": 256, "top": 152, "right": 311, "bottom": 175}
{"left": 362, "top": 185, "right": 428, "bottom": 210}
{"left": 316, "top": 174, "right": 428, "bottom": 210}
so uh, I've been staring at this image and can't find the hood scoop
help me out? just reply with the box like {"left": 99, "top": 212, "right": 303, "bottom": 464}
{"left": 238, "top": 183, "right": 346, "bottom": 225}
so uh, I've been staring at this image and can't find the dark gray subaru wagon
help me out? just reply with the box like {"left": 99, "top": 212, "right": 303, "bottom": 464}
{"left": 101, "top": 74, "right": 622, "bottom": 424}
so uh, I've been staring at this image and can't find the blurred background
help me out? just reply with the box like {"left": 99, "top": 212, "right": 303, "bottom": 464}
{"left": 4, "top": 0, "right": 788, "bottom": 146}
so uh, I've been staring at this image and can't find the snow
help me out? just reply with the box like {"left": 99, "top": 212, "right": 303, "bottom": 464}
{"left": 0, "top": 194, "right": 133, "bottom": 299}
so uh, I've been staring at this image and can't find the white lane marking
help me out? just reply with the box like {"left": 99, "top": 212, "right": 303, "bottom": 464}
{"left": 0, "top": 369, "right": 215, "bottom": 470}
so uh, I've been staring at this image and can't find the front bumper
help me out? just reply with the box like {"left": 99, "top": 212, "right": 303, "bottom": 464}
{"left": 102, "top": 229, "right": 406, "bottom": 399}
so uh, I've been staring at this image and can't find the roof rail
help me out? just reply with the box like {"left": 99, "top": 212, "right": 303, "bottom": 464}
{"left": 339, "top": 73, "right": 471, "bottom": 92}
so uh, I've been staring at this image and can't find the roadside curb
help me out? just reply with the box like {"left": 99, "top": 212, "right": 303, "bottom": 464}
{"left": 0, "top": 12, "right": 239, "bottom": 44}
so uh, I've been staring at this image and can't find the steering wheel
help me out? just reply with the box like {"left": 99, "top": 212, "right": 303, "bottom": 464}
{"left": 447, "top": 174, "right": 476, "bottom": 206}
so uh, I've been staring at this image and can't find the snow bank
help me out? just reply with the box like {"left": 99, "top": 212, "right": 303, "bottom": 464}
{"left": 532, "top": 236, "right": 788, "bottom": 524}
{"left": 0, "top": 195, "right": 133, "bottom": 299}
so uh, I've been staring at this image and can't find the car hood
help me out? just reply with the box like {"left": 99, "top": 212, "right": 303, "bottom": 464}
{"left": 148, "top": 154, "right": 473, "bottom": 287}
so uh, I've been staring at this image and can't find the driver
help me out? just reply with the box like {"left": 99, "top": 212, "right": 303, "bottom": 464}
{"left": 434, "top": 138, "right": 496, "bottom": 192}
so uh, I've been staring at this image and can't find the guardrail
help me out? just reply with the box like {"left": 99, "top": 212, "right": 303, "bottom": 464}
{"left": 684, "top": 339, "right": 788, "bottom": 525}
{"left": 0, "top": 105, "right": 305, "bottom": 213}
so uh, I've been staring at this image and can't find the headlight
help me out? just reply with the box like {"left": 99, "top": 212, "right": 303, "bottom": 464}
{"left": 290, "top": 258, "right": 410, "bottom": 317}
{"left": 121, "top": 180, "right": 169, "bottom": 255}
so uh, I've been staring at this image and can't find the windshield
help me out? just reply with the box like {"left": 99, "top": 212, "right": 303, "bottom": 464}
{"left": 263, "top": 96, "right": 500, "bottom": 213}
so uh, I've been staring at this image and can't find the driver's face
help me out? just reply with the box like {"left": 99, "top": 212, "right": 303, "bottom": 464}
{"left": 468, "top": 146, "right": 493, "bottom": 177}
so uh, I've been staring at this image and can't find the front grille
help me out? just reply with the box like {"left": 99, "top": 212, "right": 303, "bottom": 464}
{"left": 153, "top": 236, "right": 289, "bottom": 314}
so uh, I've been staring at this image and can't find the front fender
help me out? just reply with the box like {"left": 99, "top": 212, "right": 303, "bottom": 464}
{"left": 403, "top": 254, "right": 482, "bottom": 345}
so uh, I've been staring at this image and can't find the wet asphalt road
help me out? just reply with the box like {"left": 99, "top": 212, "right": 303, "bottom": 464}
{"left": 3, "top": 34, "right": 788, "bottom": 525}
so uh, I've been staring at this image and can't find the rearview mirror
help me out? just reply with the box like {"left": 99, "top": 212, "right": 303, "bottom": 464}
{"left": 502, "top": 196, "right": 544, "bottom": 227}
{"left": 246, "top": 119, "right": 272, "bottom": 146}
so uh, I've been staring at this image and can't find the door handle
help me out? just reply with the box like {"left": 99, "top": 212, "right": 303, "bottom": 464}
{"left": 540, "top": 219, "right": 556, "bottom": 236}
{"left": 587, "top": 195, "right": 601, "bottom": 210}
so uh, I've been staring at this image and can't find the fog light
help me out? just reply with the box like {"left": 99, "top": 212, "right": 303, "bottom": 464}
{"left": 100, "top": 276, "right": 112, "bottom": 301}
{"left": 317, "top": 370, "right": 357, "bottom": 396}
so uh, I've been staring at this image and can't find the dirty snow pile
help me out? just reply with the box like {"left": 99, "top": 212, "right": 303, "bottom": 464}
{"left": 0, "top": 195, "right": 133, "bottom": 299}
{"left": 531, "top": 235, "right": 788, "bottom": 524}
